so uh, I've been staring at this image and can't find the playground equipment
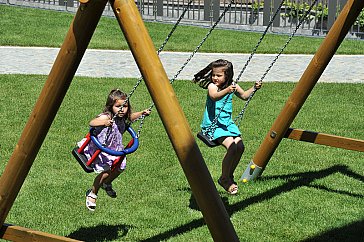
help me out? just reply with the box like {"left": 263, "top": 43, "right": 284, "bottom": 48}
{"left": 71, "top": 1, "right": 233, "bottom": 174}
{"left": 72, "top": 126, "right": 139, "bottom": 173}
{"left": 108, "top": 0, "right": 232, "bottom": 140}
{"left": 0, "top": 0, "right": 363, "bottom": 241}
{"left": 0, "top": 0, "right": 238, "bottom": 241}
{"left": 196, "top": 0, "right": 320, "bottom": 148}
{"left": 196, "top": 0, "right": 286, "bottom": 147}
{"left": 240, "top": 1, "right": 364, "bottom": 183}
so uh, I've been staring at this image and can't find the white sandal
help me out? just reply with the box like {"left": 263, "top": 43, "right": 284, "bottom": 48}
{"left": 86, "top": 189, "right": 97, "bottom": 212}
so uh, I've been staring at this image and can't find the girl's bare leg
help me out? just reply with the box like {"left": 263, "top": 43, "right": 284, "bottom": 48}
{"left": 87, "top": 171, "right": 110, "bottom": 205}
{"left": 218, "top": 137, "right": 244, "bottom": 194}
{"left": 103, "top": 169, "right": 122, "bottom": 184}
{"left": 229, "top": 137, "right": 244, "bottom": 182}
{"left": 220, "top": 137, "right": 235, "bottom": 183}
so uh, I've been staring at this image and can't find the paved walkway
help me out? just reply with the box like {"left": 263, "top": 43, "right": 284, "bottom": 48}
{"left": 1, "top": 46, "right": 363, "bottom": 83}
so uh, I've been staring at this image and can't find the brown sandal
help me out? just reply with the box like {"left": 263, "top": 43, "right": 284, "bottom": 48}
{"left": 227, "top": 183, "right": 238, "bottom": 195}
{"left": 218, "top": 178, "right": 238, "bottom": 195}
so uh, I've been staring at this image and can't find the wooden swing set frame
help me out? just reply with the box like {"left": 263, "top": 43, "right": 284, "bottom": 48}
{"left": 0, "top": 0, "right": 363, "bottom": 241}
{"left": 240, "top": 0, "right": 364, "bottom": 182}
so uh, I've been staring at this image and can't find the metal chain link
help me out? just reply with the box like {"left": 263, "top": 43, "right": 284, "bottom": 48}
{"left": 233, "top": 0, "right": 319, "bottom": 126}
{"left": 202, "top": 92, "right": 233, "bottom": 140}
{"left": 136, "top": 1, "right": 234, "bottom": 137}
{"left": 169, "top": 1, "right": 234, "bottom": 86}
{"left": 203, "top": 0, "right": 286, "bottom": 140}
{"left": 115, "top": 0, "right": 194, "bottom": 138}
{"left": 126, "top": 0, "right": 194, "bottom": 105}
{"left": 101, "top": 0, "right": 193, "bottom": 142}
{"left": 235, "top": 0, "right": 285, "bottom": 82}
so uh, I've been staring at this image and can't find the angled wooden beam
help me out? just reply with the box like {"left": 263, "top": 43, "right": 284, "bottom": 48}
{"left": 285, "top": 128, "right": 364, "bottom": 152}
{"left": 0, "top": 224, "right": 80, "bottom": 242}
{"left": 0, "top": 0, "right": 107, "bottom": 229}
{"left": 108, "top": 0, "right": 238, "bottom": 241}
{"left": 241, "top": 0, "right": 364, "bottom": 182}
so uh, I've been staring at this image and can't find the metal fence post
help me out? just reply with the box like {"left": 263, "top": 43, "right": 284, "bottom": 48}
{"left": 204, "top": 0, "right": 211, "bottom": 21}
{"left": 67, "top": 0, "right": 74, "bottom": 7}
{"left": 59, "top": 0, "right": 74, "bottom": 7}
{"left": 340, "top": 0, "right": 348, "bottom": 9}
{"left": 212, "top": 0, "right": 220, "bottom": 22}
{"left": 263, "top": 0, "right": 271, "bottom": 26}
{"left": 156, "top": 0, "right": 163, "bottom": 16}
{"left": 273, "top": 0, "right": 280, "bottom": 27}
{"left": 203, "top": 0, "right": 220, "bottom": 23}
{"left": 327, "top": 0, "right": 338, "bottom": 30}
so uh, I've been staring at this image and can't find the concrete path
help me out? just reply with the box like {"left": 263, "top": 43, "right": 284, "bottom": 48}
{"left": 1, "top": 46, "right": 363, "bottom": 83}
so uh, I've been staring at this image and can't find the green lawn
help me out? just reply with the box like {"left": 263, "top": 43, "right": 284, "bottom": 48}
{"left": 1, "top": 4, "right": 364, "bottom": 54}
{"left": 0, "top": 3, "right": 363, "bottom": 242}
{"left": 0, "top": 75, "right": 363, "bottom": 241}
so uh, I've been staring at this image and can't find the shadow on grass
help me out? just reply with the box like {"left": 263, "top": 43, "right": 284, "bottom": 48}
{"left": 67, "top": 223, "right": 131, "bottom": 242}
{"left": 300, "top": 219, "right": 364, "bottom": 242}
{"left": 141, "top": 164, "right": 363, "bottom": 242}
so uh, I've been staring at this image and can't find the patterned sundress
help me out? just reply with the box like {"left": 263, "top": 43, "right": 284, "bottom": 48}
{"left": 78, "top": 113, "right": 126, "bottom": 173}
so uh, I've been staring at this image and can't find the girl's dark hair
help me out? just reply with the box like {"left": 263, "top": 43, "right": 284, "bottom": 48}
{"left": 104, "top": 89, "right": 132, "bottom": 122}
{"left": 193, "top": 59, "right": 234, "bottom": 89}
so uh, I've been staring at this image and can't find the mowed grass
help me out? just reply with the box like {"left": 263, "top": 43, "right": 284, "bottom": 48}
{"left": 1, "top": 4, "right": 364, "bottom": 54}
{"left": 1, "top": 3, "right": 364, "bottom": 242}
{"left": 0, "top": 74, "right": 363, "bottom": 241}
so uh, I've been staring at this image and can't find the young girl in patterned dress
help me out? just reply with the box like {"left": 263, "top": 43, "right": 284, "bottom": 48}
{"left": 194, "top": 59, "right": 261, "bottom": 195}
{"left": 79, "top": 89, "right": 150, "bottom": 211}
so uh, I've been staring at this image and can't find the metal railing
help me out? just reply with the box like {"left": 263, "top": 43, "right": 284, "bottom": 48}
{"left": 2, "top": 0, "right": 363, "bottom": 38}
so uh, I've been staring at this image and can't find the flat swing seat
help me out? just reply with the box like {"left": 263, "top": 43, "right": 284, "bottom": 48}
{"left": 197, "top": 131, "right": 219, "bottom": 147}
{"left": 72, "top": 146, "right": 94, "bottom": 173}
{"left": 72, "top": 126, "right": 139, "bottom": 173}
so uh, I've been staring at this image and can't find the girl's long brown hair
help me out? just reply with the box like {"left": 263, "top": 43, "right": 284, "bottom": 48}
{"left": 193, "top": 59, "right": 234, "bottom": 89}
{"left": 104, "top": 89, "right": 132, "bottom": 122}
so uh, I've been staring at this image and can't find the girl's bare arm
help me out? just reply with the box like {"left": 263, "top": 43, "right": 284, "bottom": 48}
{"left": 130, "top": 109, "right": 151, "bottom": 122}
{"left": 208, "top": 83, "right": 236, "bottom": 101}
{"left": 89, "top": 114, "right": 112, "bottom": 127}
{"left": 234, "top": 82, "right": 262, "bottom": 100}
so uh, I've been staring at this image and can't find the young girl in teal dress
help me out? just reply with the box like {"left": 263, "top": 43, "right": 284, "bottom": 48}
{"left": 194, "top": 59, "right": 262, "bottom": 195}
{"left": 79, "top": 89, "right": 150, "bottom": 211}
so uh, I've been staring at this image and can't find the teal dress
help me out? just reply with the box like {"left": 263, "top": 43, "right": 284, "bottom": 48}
{"left": 201, "top": 93, "right": 241, "bottom": 140}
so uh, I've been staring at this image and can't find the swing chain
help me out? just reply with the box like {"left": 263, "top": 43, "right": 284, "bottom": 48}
{"left": 259, "top": 0, "right": 318, "bottom": 84}
{"left": 126, "top": 0, "right": 194, "bottom": 102}
{"left": 169, "top": 1, "right": 233, "bottom": 86}
{"left": 233, "top": 86, "right": 256, "bottom": 126}
{"left": 233, "top": 0, "right": 319, "bottom": 126}
{"left": 156, "top": 0, "right": 194, "bottom": 54}
{"left": 235, "top": 0, "right": 285, "bottom": 82}
{"left": 135, "top": 115, "right": 145, "bottom": 138}
{"left": 113, "top": 0, "right": 193, "bottom": 138}
{"left": 202, "top": 1, "right": 286, "bottom": 139}
{"left": 136, "top": 1, "right": 233, "bottom": 137}
{"left": 203, "top": 92, "right": 233, "bottom": 140}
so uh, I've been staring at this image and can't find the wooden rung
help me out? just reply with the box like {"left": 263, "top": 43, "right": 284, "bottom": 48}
{"left": 284, "top": 128, "right": 364, "bottom": 152}
{"left": 0, "top": 223, "right": 80, "bottom": 242}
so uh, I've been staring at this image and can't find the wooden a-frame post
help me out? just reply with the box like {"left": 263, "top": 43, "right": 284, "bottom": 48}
{"left": 241, "top": 0, "right": 364, "bottom": 182}
{"left": 0, "top": 0, "right": 108, "bottom": 240}
{"left": 0, "top": 0, "right": 238, "bottom": 241}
